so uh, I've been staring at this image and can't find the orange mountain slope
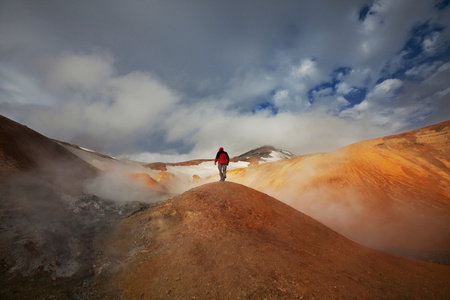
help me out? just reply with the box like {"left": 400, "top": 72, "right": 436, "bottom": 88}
{"left": 90, "top": 182, "right": 450, "bottom": 299}
{"left": 229, "top": 121, "right": 450, "bottom": 254}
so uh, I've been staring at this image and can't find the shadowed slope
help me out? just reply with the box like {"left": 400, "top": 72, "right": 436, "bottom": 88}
{"left": 91, "top": 182, "right": 450, "bottom": 299}
{"left": 230, "top": 121, "right": 450, "bottom": 255}
{"left": 0, "top": 115, "right": 98, "bottom": 185}
{"left": 0, "top": 115, "right": 152, "bottom": 298}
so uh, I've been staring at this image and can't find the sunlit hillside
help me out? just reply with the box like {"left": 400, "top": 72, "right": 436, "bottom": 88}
{"left": 229, "top": 121, "right": 450, "bottom": 257}
{"left": 90, "top": 182, "right": 450, "bottom": 299}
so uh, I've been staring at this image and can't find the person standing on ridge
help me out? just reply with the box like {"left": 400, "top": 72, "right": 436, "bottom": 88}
{"left": 215, "top": 147, "right": 229, "bottom": 181}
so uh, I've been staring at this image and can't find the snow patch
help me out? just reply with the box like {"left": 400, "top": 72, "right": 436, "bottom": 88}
{"left": 260, "top": 150, "right": 294, "bottom": 163}
{"left": 166, "top": 161, "right": 250, "bottom": 181}
{"left": 79, "top": 146, "right": 96, "bottom": 153}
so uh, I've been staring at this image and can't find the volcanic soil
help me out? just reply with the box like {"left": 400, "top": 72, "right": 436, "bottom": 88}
{"left": 90, "top": 182, "right": 450, "bottom": 299}
{"left": 229, "top": 121, "right": 450, "bottom": 257}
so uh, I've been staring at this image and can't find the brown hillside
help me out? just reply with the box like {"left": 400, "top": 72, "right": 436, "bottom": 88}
{"left": 90, "top": 182, "right": 450, "bottom": 299}
{"left": 0, "top": 115, "right": 98, "bottom": 185}
{"left": 0, "top": 115, "right": 154, "bottom": 299}
{"left": 229, "top": 121, "right": 450, "bottom": 256}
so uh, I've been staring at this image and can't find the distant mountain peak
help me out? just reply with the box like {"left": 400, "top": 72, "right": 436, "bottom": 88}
{"left": 232, "top": 145, "right": 295, "bottom": 165}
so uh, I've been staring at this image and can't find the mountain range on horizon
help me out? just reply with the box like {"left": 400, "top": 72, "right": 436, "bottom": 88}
{"left": 0, "top": 114, "right": 449, "bottom": 299}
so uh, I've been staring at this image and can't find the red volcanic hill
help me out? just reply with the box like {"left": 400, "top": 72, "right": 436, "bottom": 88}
{"left": 91, "top": 182, "right": 450, "bottom": 299}
{"left": 230, "top": 121, "right": 450, "bottom": 259}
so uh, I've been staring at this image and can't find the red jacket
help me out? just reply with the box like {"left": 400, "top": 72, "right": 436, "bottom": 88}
{"left": 215, "top": 148, "right": 229, "bottom": 164}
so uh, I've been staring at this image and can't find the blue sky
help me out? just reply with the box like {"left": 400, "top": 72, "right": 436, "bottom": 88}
{"left": 1, "top": 0, "right": 449, "bottom": 161}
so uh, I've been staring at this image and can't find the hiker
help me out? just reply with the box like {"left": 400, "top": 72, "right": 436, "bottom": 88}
{"left": 215, "top": 147, "right": 230, "bottom": 181}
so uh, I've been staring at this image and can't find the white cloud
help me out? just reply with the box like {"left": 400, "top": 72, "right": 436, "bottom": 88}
{"left": 424, "top": 61, "right": 450, "bottom": 86}
{"left": 272, "top": 89, "right": 310, "bottom": 113}
{"left": 120, "top": 151, "right": 192, "bottom": 164}
{"left": 0, "top": 64, "right": 55, "bottom": 105}
{"left": 405, "top": 61, "right": 443, "bottom": 79}
{"left": 422, "top": 31, "right": 440, "bottom": 54}
{"left": 289, "top": 59, "right": 326, "bottom": 93}
{"left": 339, "top": 74, "right": 444, "bottom": 130}
{"left": 3, "top": 53, "right": 180, "bottom": 153}
{"left": 436, "top": 87, "right": 450, "bottom": 98}
{"left": 44, "top": 52, "right": 114, "bottom": 93}
{"left": 335, "top": 82, "right": 355, "bottom": 95}
{"left": 154, "top": 98, "right": 393, "bottom": 161}
{"left": 291, "top": 59, "right": 319, "bottom": 80}
{"left": 312, "top": 87, "right": 333, "bottom": 98}
{"left": 105, "top": 72, "right": 179, "bottom": 132}
{"left": 273, "top": 89, "right": 289, "bottom": 103}
{"left": 340, "top": 68, "right": 372, "bottom": 88}
{"left": 337, "top": 96, "right": 350, "bottom": 107}
{"left": 1, "top": 0, "right": 449, "bottom": 160}
{"left": 368, "top": 78, "right": 403, "bottom": 99}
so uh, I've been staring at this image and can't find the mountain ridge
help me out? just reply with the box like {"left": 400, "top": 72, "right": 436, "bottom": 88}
{"left": 143, "top": 145, "right": 295, "bottom": 171}
{"left": 0, "top": 115, "right": 98, "bottom": 185}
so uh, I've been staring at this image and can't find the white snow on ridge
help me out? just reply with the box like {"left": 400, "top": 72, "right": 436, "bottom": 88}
{"left": 61, "top": 141, "right": 292, "bottom": 188}
{"left": 60, "top": 142, "right": 157, "bottom": 174}
{"left": 166, "top": 161, "right": 250, "bottom": 180}
{"left": 79, "top": 146, "right": 96, "bottom": 153}
{"left": 260, "top": 150, "right": 293, "bottom": 163}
